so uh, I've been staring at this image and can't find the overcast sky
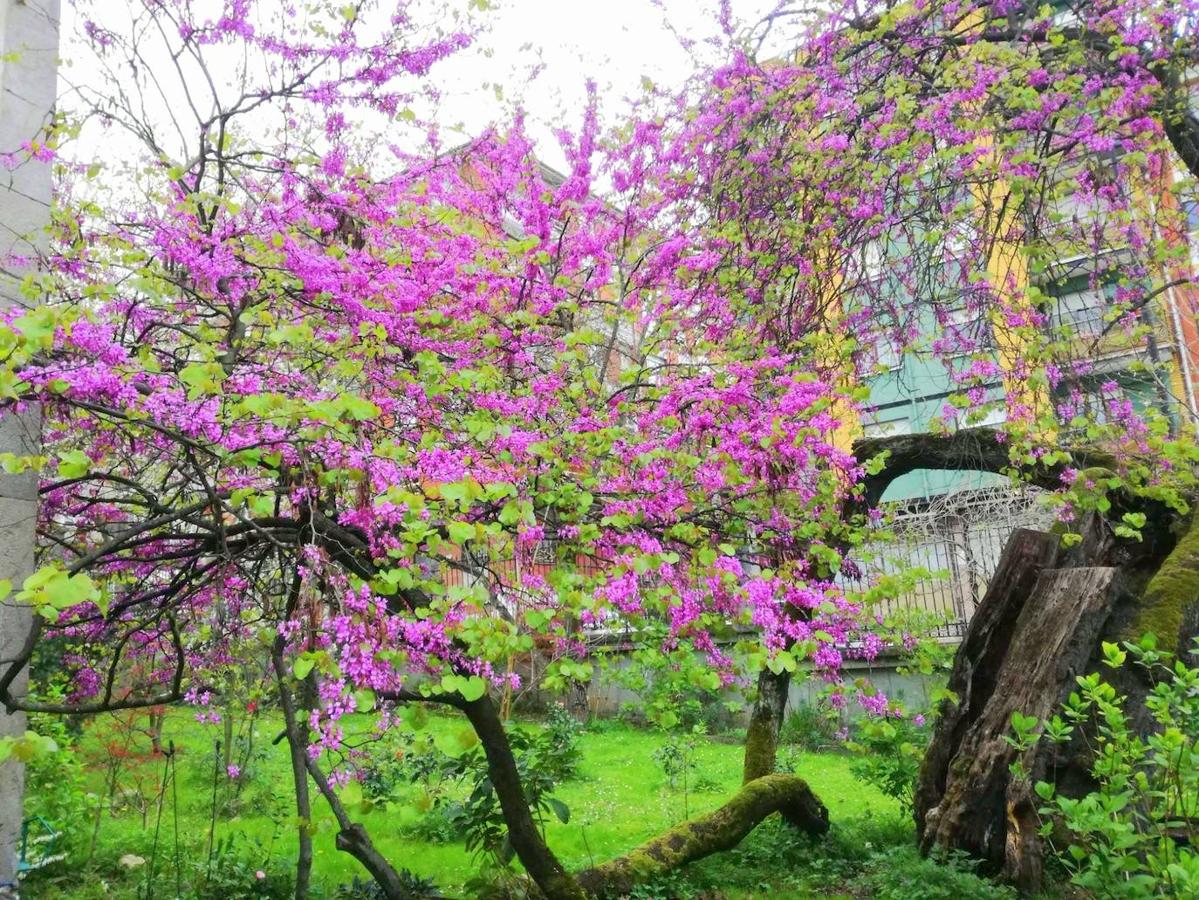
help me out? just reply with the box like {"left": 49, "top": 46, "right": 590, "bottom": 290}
{"left": 57, "top": 0, "right": 786, "bottom": 173}
{"left": 430, "top": 0, "right": 782, "bottom": 164}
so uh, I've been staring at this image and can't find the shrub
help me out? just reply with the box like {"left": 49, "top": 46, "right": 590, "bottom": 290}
{"left": 334, "top": 871, "right": 445, "bottom": 899}
{"left": 23, "top": 704, "right": 96, "bottom": 859}
{"left": 538, "top": 703, "right": 583, "bottom": 781}
{"left": 780, "top": 701, "right": 841, "bottom": 751}
{"left": 192, "top": 834, "right": 295, "bottom": 899}
{"left": 856, "top": 845, "right": 1017, "bottom": 899}
{"left": 847, "top": 715, "right": 930, "bottom": 812}
{"left": 399, "top": 725, "right": 572, "bottom": 866}
{"left": 1011, "top": 635, "right": 1199, "bottom": 899}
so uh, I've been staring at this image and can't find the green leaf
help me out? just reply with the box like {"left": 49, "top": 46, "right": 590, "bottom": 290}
{"left": 499, "top": 500, "right": 522, "bottom": 526}
{"left": 546, "top": 797, "right": 570, "bottom": 824}
{"left": 458, "top": 676, "right": 487, "bottom": 702}
{"left": 57, "top": 449, "right": 91, "bottom": 479}
{"left": 19, "top": 568, "right": 99, "bottom": 613}
{"left": 447, "top": 521, "right": 476, "bottom": 545}
{"left": 343, "top": 395, "right": 380, "bottom": 421}
{"left": 293, "top": 655, "right": 315, "bottom": 680}
{"left": 766, "top": 650, "right": 797, "bottom": 675}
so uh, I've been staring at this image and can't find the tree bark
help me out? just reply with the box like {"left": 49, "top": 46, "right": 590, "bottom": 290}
{"left": 460, "top": 694, "right": 588, "bottom": 900}
{"left": 914, "top": 528, "right": 1062, "bottom": 840}
{"left": 919, "top": 565, "right": 1124, "bottom": 888}
{"left": 271, "top": 642, "right": 315, "bottom": 900}
{"left": 853, "top": 427, "right": 1116, "bottom": 507}
{"left": 575, "top": 773, "right": 828, "bottom": 897}
{"left": 742, "top": 667, "right": 791, "bottom": 783}
{"left": 0, "top": 2, "right": 58, "bottom": 889}
{"left": 915, "top": 509, "right": 1199, "bottom": 892}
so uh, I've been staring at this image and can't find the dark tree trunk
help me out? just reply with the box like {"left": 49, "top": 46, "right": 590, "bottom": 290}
{"left": 575, "top": 773, "right": 828, "bottom": 897}
{"left": 914, "top": 528, "right": 1062, "bottom": 842}
{"left": 460, "top": 694, "right": 588, "bottom": 900}
{"left": 566, "top": 680, "right": 589, "bottom": 722}
{"left": 742, "top": 667, "right": 791, "bottom": 783}
{"left": 915, "top": 510, "right": 1199, "bottom": 892}
{"left": 270, "top": 644, "right": 316, "bottom": 900}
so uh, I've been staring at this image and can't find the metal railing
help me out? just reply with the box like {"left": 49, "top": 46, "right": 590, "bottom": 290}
{"left": 841, "top": 487, "right": 1052, "bottom": 639}
{"left": 434, "top": 487, "right": 1051, "bottom": 643}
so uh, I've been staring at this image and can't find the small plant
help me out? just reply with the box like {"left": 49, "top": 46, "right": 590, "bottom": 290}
{"left": 396, "top": 724, "right": 571, "bottom": 868}
{"left": 1013, "top": 635, "right": 1199, "bottom": 899}
{"left": 847, "top": 715, "right": 930, "bottom": 813}
{"left": 192, "top": 834, "right": 294, "bottom": 899}
{"left": 539, "top": 702, "right": 584, "bottom": 781}
{"left": 23, "top": 697, "right": 98, "bottom": 860}
{"left": 780, "top": 701, "right": 841, "bottom": 751}
{"left": 652, "top": 725, "right": 710, "bottom": 817}
{"left": 335, "top": 871, "right": 445, "bottom": 899}
{"left": 625, "top": 868, "right": 707, "bottom": 899}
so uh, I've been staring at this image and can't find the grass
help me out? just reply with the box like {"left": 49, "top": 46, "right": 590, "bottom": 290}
{"left": 18, "top": 706, "right": 998, "bottom": 899}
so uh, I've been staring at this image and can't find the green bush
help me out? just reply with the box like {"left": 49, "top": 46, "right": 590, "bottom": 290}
{"left": 780, "top": 701, "right": 841, "bottom": 751}
{"left": 847, "top": 716, "right": 930, "bottom": 813}
{"left": 192, "top": 834, "right": 295, "bottom": 899}
{"left": 1011, "top": 635, "right": 1199, "bottom": 899}
{"left": 24, "top": 705, "right": 97, "bottom": 859}
{"left": 334, "top": 871, "right": 445, "bottom": 899}
{"left": 539, "top": 703, "right": 584, "bottom": 781}
{"left": 856, "top": 845, "right": 1017, "bottom": 899}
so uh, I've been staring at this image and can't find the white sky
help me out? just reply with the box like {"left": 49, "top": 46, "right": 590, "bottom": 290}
{"left": 430, "top": 0, "right": 782, "bottom": 167}
{"left": 57, "top": 0, "right": 787, "bottom": 174}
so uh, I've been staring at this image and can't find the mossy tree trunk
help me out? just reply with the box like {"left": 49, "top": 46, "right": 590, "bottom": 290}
{"left": 845, "top": 428, "right": 1199, "bottom": 890}
{"left": 575, "top": 773, "right": 828, "bottom": 897}
{"left": 742, "top": 667, "right": 791, "bottom": 783}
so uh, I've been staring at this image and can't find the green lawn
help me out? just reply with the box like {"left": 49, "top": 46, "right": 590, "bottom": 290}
{"left": 21, "top": 708, "right": 901, "bottom": 898}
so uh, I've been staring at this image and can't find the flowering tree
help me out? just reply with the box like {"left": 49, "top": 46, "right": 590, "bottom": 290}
{"left": 0, "top": 2, "right": 874, "bottom": 897}
{"left": 713, "top": 0, "right": 1199, "bottom": 886}
{"left": 2, "top": 0, "right": 1199, "bottom": 896}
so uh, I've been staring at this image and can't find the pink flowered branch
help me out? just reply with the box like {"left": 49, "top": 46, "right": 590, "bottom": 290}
{"left": 0, "top": 0, "right": 1196, "bottom": 745}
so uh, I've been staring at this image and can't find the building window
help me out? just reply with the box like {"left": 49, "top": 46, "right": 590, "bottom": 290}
{"left": 956, "top": 405, "right": 1006, "bottom": 430}
{"left": 866, "top": 329, "right": 902, "bottom": 371}
{"left": 1046, "top": 277, "right": 1116, "bottom": 338}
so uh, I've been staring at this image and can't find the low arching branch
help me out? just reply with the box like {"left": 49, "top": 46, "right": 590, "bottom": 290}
{"left": 575, "top": 774, "right": 829, "bottom": 897}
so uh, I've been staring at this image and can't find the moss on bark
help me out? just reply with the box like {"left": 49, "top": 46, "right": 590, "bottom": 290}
{"left": 1123, "top": 512, "right": 1199, "bottom": 656}
{"left": 575, "top": 774, "right": 828, "bottom": 897}
{"left": 742, "top": 667, "right": 790, "bottom": 784}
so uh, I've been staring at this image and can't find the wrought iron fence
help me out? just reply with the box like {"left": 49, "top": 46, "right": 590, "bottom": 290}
{"left": 842, "top": 487, "right": 1053, "bottom": 639}
{"left": 436, "top": 487, "right": 1052, "bottom": 643}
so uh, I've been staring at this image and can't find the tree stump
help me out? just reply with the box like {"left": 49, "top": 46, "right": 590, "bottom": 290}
{"left": 915, "top": 510, "right": 1199, "bottom": 892}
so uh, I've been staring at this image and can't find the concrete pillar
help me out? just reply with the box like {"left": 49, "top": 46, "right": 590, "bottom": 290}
{"left": 0, "top": 0, "right": 58, "bottom": 892}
